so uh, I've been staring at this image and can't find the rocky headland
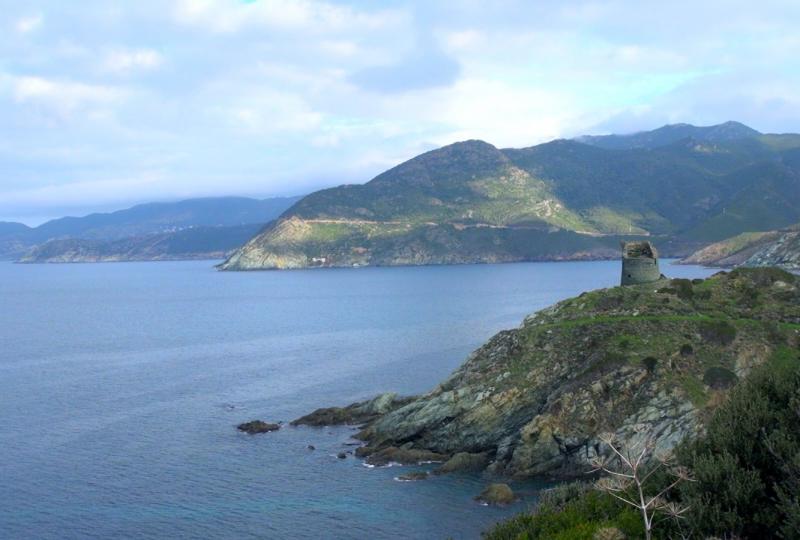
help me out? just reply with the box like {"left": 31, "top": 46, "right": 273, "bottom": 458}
{"left": 294, "top": 268, "right": 800, "bottom": 479}
{"left": 681, "top": 224, "right": 800, "bottom": 270}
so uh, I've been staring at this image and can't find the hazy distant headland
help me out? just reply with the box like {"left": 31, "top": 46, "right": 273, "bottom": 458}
{"left": 1, "top": 196, "right": 300, "bottom": 263}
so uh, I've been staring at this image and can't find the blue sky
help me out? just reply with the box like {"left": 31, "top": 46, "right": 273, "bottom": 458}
{"left": 2, "top": 0, "right": 800, "bottom": 224}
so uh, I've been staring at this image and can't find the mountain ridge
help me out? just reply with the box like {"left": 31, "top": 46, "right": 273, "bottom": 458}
{"left": 220, "top": 121, "right": 800, "bottom": 270}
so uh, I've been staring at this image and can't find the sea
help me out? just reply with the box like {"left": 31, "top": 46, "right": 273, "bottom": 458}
{"left": 0, "top": 259, "right": 716, "bottom": 539}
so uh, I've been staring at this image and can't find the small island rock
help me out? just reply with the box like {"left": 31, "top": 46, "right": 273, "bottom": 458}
{"left": 237, "top": 420, "right": 281, "bottom": 434}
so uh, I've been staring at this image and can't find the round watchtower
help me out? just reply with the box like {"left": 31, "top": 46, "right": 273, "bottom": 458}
{"left": 621, "top": 241, "right": 661, "bottom": 286}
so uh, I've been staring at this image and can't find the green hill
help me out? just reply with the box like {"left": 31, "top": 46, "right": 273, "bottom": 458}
{"left": 220, "top": 122, "right": 800, "bottom": 270}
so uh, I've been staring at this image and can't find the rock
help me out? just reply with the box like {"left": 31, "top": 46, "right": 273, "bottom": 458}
{"left": 476, "top": 483, "right": 515, "bottom": 505}
{"left": 593, "top": 527, "right": 626, "bottom": 540}
{"left": 396, "top": 471, "right": 429, "bottom": 481}
{"left": 237, "top": 420, "right": 280, "bottom": 434}
{"left": 354, "top": 446, "right": 374, "bottom": 458}
{"left": 435, "top": 452, "right": 490, "bottom": 474}
{"left": 337, "top": 452, "right": 347, "bottom": 459}
{"left": 364, "top": 446, "right": 447, "bottom": 466}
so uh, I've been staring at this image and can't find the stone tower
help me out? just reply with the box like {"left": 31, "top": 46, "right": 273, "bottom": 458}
{"left": 621, "top": 241, "right": 662, "bottom": 286}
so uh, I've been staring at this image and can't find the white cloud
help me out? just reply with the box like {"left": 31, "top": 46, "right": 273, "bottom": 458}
{"left": 213, "top": 90, "right": 323, "bottom": 134}
{"left": 172, "top": 0, "right": 401, "bottom": 34}
{"left": 102, "top": 49, "right": 163, "bottom": 74}
{"left": 6, "top": 75, "right": 126, "bottom": 120}
{"left": 15, "top": 14, "right": 42, "bottom": 34}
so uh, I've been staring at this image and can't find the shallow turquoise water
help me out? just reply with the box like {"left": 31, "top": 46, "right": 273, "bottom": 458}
{"left": 0, "top": 259, "right": 715, "bottom": 539}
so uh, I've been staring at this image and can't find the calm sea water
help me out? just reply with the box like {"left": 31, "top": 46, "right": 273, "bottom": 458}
{"left": 0, "top": 259, "right": 715, "bottom": 539}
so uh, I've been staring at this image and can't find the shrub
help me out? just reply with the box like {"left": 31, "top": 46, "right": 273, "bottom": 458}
{"left": 677, "top": 354, "right": 800, "bottom": 538}
{"left": 671, "top": 278, "right": 694, "bottom": 300}
{"left": 699, "top": 320, "right": 737, "bottom": 346}
{"left": 642, "top": 356, "right": 658, "bottom": 373}
{"left": 702, "top": 366, "right": 738, "bottom": 389}
{"left": 483, "top": 489, "right": 644, "bottom": 540}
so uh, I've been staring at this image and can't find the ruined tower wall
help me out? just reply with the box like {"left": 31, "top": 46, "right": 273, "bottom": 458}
{"left": 621, "top": 256, "right": 661, "bottom": 286}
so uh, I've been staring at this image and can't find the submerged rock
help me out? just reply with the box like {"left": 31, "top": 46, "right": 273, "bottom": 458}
{"left": 237, "top": 420, "right": 281, "bottom": 434}
{"left": 337, "top": 452, "right": 347, "bottom": 459}
{"left": 397, "top": 471, "right": 429, "bottom": 481}
{"left": 476, "top": 483, "right": 515, "bottom": 505}
{"left": 362, "top": 446, "right": 447, "bottom": 467}
{"left": 294, "top": 269, "right": 800, "bottom": 479}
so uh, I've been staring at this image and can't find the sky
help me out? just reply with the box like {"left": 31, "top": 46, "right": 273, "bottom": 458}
{"left": 2, "top": 0, "right": 800, "bottom": 224}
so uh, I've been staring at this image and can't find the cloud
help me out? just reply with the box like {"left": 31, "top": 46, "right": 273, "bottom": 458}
{"left": 4, "top": 75, "right": 126, "bottom": 121}
{"left": 15, "top": 14, "right": 42, "bottom": 34}
{"left": 102, "top": 49, "right": 163, "bottom": 74}
{"left": 172, "top": 0, "right": 400, "bottom": 33}
{"left": 349, "top": 37, "right": 460, "bottom": 93}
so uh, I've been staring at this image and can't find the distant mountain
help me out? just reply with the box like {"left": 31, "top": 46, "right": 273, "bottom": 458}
{"left": 576, "top": 120, "right": 762, "bottom": 150}
{"left": 19, "top": 223, "right": 264, "bottom": 263}
{"left": 220, "top": 122, "right": 800, "bottom": 270}
{"left": 0, "top": 222, "right": 31, "bottom": 235}
{"left": 27, "top": 196, "right": 300, "bottom": 242}
{"left": 2, "top": 196, "right": 300, "bottom": 261}
{"left": 681, "top": 224, "right": 800, "bottom": 270}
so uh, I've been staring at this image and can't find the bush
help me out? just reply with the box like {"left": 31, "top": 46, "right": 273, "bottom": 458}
{"left": 677, "top": 353, "right": 800, "bottom": 538}
{"left": 702, "top": 366, "right": 738, "bottom": 389}
{"left": 483, "top": 487, "right": 645, "bottom": 540}
{"left": 671, "top": 278, "right": 694, "bottom": 300}
{"left": 699, "top": 320, "right": 737, "bottom": 345}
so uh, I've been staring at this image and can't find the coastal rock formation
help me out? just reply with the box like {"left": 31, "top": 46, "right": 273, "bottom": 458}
{"left": 295, "top": 268, "right": 800, "bottom": 478}
{"left": 681, "top": 225, "right": 800, "bottom": 270}
{"left": 291, "top": 392, "right": 410, "bottom": 427}
{"left": 744, "top": 228, "right": 800, "bottom": 270}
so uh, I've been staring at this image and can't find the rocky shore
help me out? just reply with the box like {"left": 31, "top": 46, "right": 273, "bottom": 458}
{"left": 294, "top": 268, "right": 800, "bottom": 479}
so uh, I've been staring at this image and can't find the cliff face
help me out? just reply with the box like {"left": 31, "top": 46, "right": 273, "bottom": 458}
{"left": 294, "top": 268, "right": 800, "bottom": 478}
{"left": 744, "top": 229, "right": 800, "bottom": 270}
